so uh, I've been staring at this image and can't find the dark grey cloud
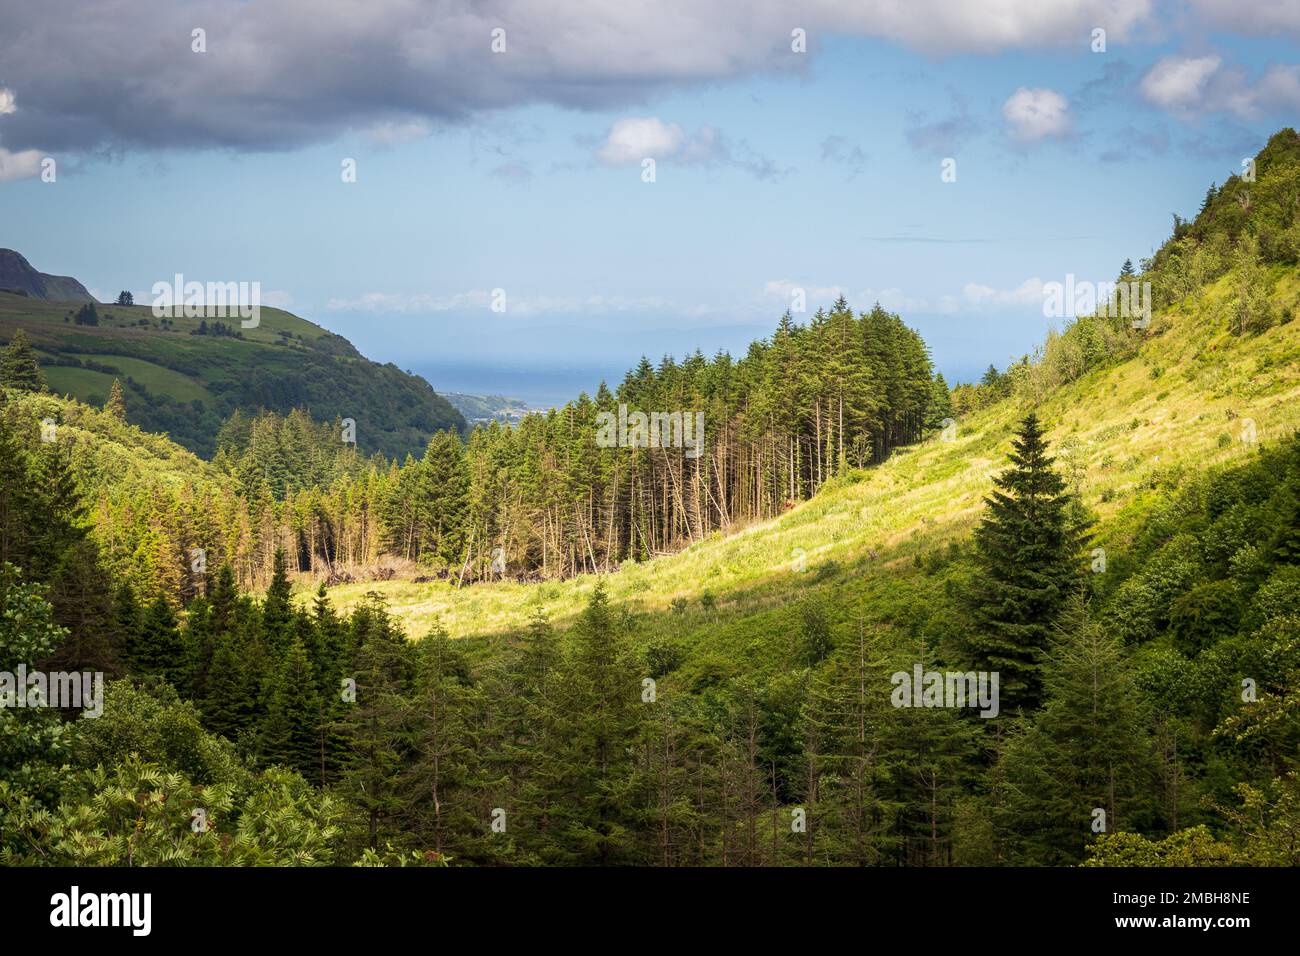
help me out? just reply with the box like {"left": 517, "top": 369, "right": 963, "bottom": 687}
{"left": 0, "top": 0, "right": 1163, "bottom": 157}
{"left": 0, "top": 0, "right": 814, "bottom": 155}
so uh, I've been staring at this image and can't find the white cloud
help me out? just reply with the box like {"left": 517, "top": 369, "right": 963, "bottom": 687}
{"left": 594, "top": 117, "right": 785, "bottom": 179}
{"left": 678, "top": 125, "right": 723, "bottom": 163}
{"left": 1256, "top": 64, "right": 1300, "bottom": 110}
{"left": 1140, "top": 55, "right": 1300, "bottom": 118}
{"left": 0, "top": 147, "right": 43, "bottom": 182}
{"left": 0, "top": 88, "right": 16, "bottom": 115}
{"left": 1001, "top": 88, "right": 1071, "bottom": 142}
{"left": 1139, "top": 55, "right": 1222, "bottom": 111}
{"left": 596, "top": 118, "right": 687, "bottom": 165}
{"left": 962, "top": 278, "right": 1046, "bottom": 308}
{"left": 764, "top": 279, "right": 1041, "bottom": 315}
{"left": 326, "top": 289, "right": 682, "bottom": 317}
{"left": 862, "top": 286, "right": 953, "bottom": 314}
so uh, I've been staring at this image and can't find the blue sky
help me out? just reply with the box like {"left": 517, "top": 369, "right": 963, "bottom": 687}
{"left": 1, "top": 1, "right": 1296, "bottom": 405}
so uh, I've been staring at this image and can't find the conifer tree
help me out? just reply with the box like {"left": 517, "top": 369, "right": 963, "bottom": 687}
{"left": 798, "top": 623, "right": 895, "bottom": 865}
{"left": 507, "top": 608, "right": 564, "bottom": 853}
{"left": 927, "top": 372, "right": 954, "bottom": 431}
{"left": 968, "top": 412, "right": 1088, "bottom": 710}
{"left": 338, "top": 596, "right": 414, "bottom": 850}
{"left": 261, "top": 549, "right": 295, "bottom": 653}
{"left": 533, "top": 583, "right": 646, "bottom": 864}
{"left": 208, "top": 564, "right": 238, "bottom": 634}
{"left": 113, "top": 582, "right": 142, "bottom": 664}
{"left": 105, "top": 379, "right": 126, "bottom": 421}
{"left": 888, "top": 672, "right": 980, "bottom": 865}
{"left": 0, "top": 330, "right": 46, "bottom": 393}
{"left": 997, "top": 595, "right": 1155, "bottom": 864}
{"left": 203, "top": 630, "right": 259, "bottom": 742}
{"left": 308, "top": 582, "right": 348, "bottom": 691}
{"left": 133, "top": 594, "right": 185, "bottom": 687}
{"left": 798, "top": 597, "right": 834, "bottom": 667}
{"left": 46, "top": 537, "right": 118, "bottom": 674}
{"left": 260, "top": 637, "right": 322, "bottom": 778}
{"left": 404, "top": 625, "right": 478, "bottom": 857}
{"left": 1199, "top": 183, "right": 1217, "bottom": 215}
{"left": 417, "top": 431, "right": 470, "bottom": 567}
{"left": 1273, "top": 495, "right": 1300, "bottom": 565}
{"left": 180, "top": 595, "right": 213, "bottom": 700}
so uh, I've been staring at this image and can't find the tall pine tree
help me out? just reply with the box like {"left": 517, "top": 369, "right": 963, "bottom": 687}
{"left": 967, "top": 412, "right": 1088, "bottom": 710}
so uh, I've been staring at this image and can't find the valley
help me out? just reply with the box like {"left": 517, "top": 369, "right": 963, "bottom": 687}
{"left": 2, "top": 128, "right": 1298, "bottom": 871}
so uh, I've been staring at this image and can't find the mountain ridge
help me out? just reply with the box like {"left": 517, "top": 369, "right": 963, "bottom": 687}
{"left": 0, "top": 248, "right": 95, "bottom": 302}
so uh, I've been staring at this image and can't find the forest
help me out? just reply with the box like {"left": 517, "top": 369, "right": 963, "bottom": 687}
{"left": 54, "top": 299, "right": 948, "bottom": 595}
{"left": 0, "top": 128, "right": 1297, "bottom": 867}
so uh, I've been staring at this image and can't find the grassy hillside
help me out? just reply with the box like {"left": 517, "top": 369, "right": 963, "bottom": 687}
{"left": 0, "top": 291, "right": 465, "bottom": 459}
{"left": 317, "top": 265, "right": 1300, "bottom": 673}
{"left": 5, "top": 132, "right": 1297, "bottom": 871}
{"left": 443, "top": 391, "right": 533, "bottom": 426}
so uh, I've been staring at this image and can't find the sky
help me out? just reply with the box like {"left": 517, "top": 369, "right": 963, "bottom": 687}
{"left": 1, "top": 1, "right": 1297, "bottom": 406}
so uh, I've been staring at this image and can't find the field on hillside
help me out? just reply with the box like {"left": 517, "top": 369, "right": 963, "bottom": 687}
{"left": 315, "top": 271, "right": 1300, "bottom": 661}
{"left": 0, "top": 290, "right": 464, "bottom": 458}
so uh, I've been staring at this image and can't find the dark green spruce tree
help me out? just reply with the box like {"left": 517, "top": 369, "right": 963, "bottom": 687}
{"left": 203, "top": 633, "right": 253, "bottom": 741}
{"left": 997, "top": 594, "right": 1155, "bottom": 864}
{"left": 967, "top": 412, "right": 1088, "bottom": 710}
{"left": 535, "top": 583, "right": 646, "bottom": 865}
{"left": 403, "top": 624, "right": 478, "bottom": 859}
{"left": 261, "top": 549, "right": 295, "bottom": 654}
{"left": 135, "top": 593, "right": 186, "bottom": 688}
{"left": 259, "top": 637, "right": 322, "bottom": 779}
{"left": 338, "top": 595, "right": 414, "bottom": 851}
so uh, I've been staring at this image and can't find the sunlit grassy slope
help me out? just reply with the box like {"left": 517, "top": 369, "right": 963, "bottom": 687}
{"left": 318, "top": 268, "right": 1300, "bottom": 665}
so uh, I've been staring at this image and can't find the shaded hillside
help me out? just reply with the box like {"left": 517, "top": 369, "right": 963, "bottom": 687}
{"left": 0, "top": 249, "right": 94, "bottom": 302}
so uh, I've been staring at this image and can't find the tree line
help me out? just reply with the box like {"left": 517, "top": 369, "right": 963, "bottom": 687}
{"left": 6, "top": 299, "right": 952, "bottom": 595}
